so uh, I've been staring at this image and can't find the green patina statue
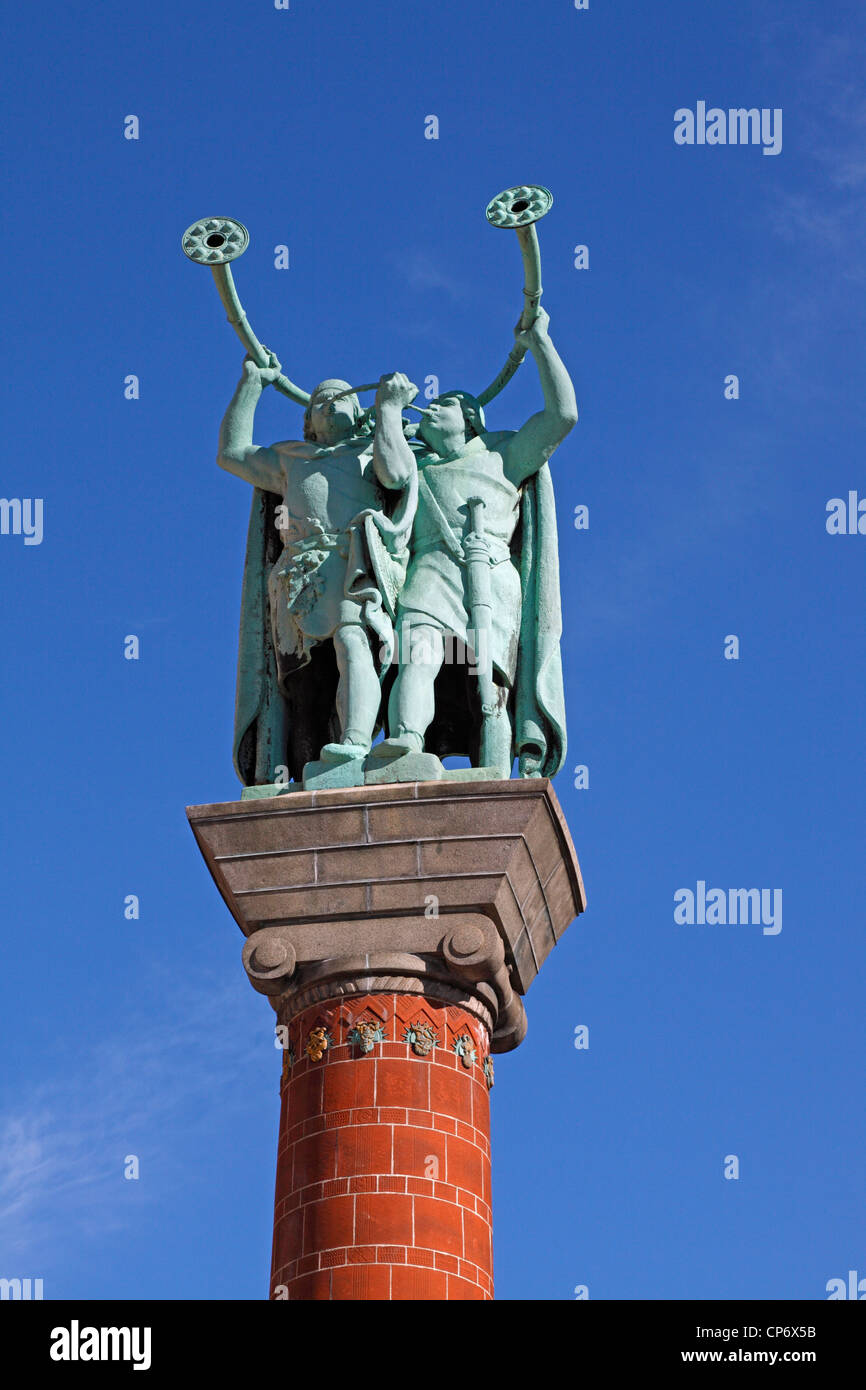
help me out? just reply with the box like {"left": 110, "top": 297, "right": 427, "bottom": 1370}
{"left": 184, "top": 187, "right": 576, "bottom": 794}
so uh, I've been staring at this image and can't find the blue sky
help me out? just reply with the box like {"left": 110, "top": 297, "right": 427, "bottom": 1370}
{"left": 1, "top": 0, "right": 864, "bottom": 1300}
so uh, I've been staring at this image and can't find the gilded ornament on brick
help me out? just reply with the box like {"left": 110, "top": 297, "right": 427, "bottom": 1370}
{"left": 348, "top": 1019, "right": 386, "bottom": 1054}
{"left": 305, "top": 1025, "right": 332, "bottom": 1061}
{"left": 404, "top": 1022, "right": 438, "bottom": 1056}
{"left": 483, "top": 1055, "right": 494, "bottom": 1089}
{"left": 453, "top": 1033, "right": 477, "bottom": 1069}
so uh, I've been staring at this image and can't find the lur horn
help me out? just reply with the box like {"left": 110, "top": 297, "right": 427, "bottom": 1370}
{"left": 476, "top": 185, "right": 553, "bottom": 407}
{"left": 181, "top": 217, "right": 311, "bottom": 406}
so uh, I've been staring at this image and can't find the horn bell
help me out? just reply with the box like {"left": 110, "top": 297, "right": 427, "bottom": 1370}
{"left": 182, "top": 217, "right": 250, "bottom": 265}
{"left": 485, "top": 185, "right": 553, "bottom": 230}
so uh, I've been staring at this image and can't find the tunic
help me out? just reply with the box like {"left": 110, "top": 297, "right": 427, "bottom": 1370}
{"left": 267, "top": 439, "right": 386, "bottom": 664}
{"left": 397, "top": 433, "right": 522, "bottom": 683}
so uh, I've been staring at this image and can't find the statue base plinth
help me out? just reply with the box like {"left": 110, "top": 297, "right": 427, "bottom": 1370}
{"left": 187, "top": 777, "right": 585, "bottom": 1299}
{"left": 240, "top": 759, "right": 511, "bottom": 797}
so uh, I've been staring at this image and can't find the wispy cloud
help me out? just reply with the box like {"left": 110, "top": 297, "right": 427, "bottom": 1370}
{"left": 0, "top": 970, "right": 268, "bottom": 1263}
{"left": 391, "top": 250, "right": 464, "bottom": 302}
{"left": 766, "top": 26, "right": 866, "bottom": 280}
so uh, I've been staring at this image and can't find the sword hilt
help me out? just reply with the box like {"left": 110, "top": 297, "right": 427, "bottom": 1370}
{"left": 467, "top": 496, "right": 486, "bottom": 537}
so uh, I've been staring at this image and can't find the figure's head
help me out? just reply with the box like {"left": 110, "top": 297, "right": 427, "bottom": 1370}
{"left": 418, "top": 390, "right": 486, "bottom": 453}
{"left": 304, "top": 380, "right": 362, "bottom": 444}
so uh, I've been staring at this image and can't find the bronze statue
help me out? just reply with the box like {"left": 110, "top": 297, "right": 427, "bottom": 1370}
{"left": 183, "top": 187, "right": 576, "bottom": 792}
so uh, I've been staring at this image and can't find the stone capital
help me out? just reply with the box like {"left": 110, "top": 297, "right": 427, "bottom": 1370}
{"left": 187, "top": 778, "right": 585, "bottom": 1053}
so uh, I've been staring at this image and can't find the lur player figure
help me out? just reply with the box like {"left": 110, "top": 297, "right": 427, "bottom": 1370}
{"left": 216, "top": 352, "right": 415, "bottom": 784}
{"left": 369, "top": 305, "right": 575, "bottom": 781}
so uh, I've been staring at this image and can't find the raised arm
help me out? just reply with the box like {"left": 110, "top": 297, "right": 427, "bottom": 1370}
{"left": 216, "top": 353, "right": 284, "bottom": 493}
{"left": 371, "top": 372, "right": 419, "bottom": 489}
{"left": 501, "top": 309, "right": 578, "bottom": 487}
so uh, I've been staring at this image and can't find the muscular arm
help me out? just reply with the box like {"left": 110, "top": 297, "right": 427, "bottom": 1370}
{"left": 216, "top": 358, "right": 283, "bottom": 494}
{"left": 501, "top": 310, "right": 578, "bottom": 487}
{"left": 371, "top": 373, "right": 418, "bottom": 489}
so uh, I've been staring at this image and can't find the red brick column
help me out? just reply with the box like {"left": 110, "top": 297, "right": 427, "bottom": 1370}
{"left": 188, "top": 780, "right": 586, "bottom": 1302}
{"left": 270, "top": 993, "right": 493, "bottom": 1301}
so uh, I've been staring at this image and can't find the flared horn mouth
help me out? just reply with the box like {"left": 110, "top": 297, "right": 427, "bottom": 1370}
{"left": 485, "top": 184, "right": 553, "bottom": 229}
{"left": 477, "top": 184, "right": 553, "bottom": 407}
{"left": 181, "top": 216, "right": 250, "bottom": 264}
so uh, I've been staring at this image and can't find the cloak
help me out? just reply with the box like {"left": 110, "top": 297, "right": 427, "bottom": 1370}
{"left": 513, "top": 460, "right": 567, "bottom": 778}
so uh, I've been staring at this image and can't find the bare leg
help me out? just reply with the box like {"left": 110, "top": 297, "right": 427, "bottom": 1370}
{"left": 371, "top": 619, "right": 444, "bottom": 758}
{"left": 321, "top": 623, "right": 381, "bottom": 762}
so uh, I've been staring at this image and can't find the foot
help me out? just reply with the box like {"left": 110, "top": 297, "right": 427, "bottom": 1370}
{"left": 319, "top": 740, "right": 370, "bottom": 766}
{"left": 367, "top": 731, "right": 424, "bottom": 761}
